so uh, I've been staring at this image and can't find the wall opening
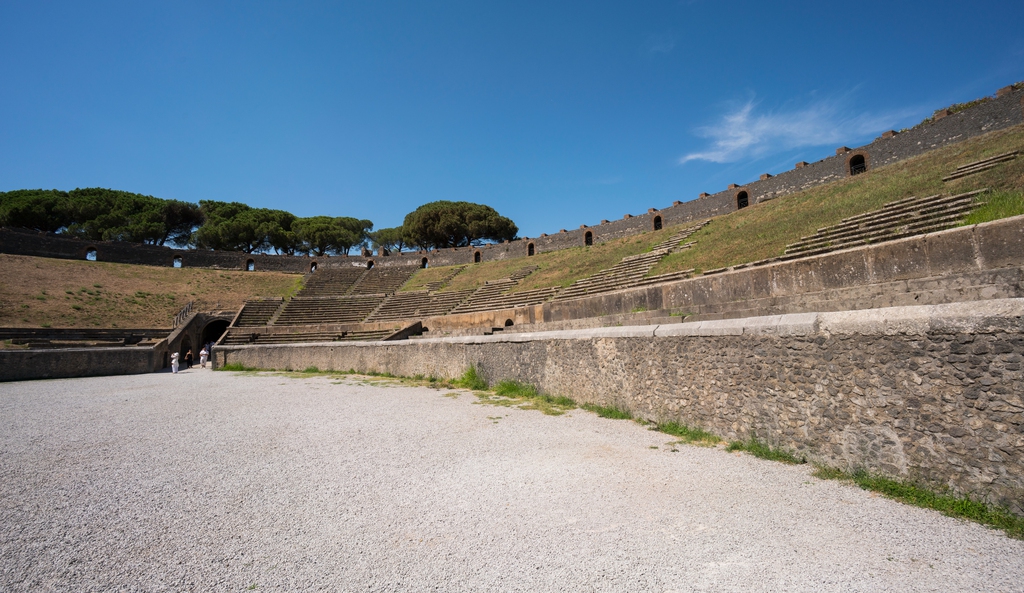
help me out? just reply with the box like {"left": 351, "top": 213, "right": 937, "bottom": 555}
{"left": 584, "top": 231, "right": 593, "bottom": 246}
{"left": 527, "top": 243, "right": 535, "bottom": 256}
{"left": 474, "top": 251, "right": 481, "bottom": 263}
{"left": 653, "top": 216, "right": 662, "bottom": 231}
{"left": 201, "top": 320, "right": 230, "bottom": 347}
{"left": 421, "top": 257, "right": 429, "bottom": 269}
{"left": 736, "top": 191, "right": 749, "bottom": 209}
{"left": 178, "top": 336, "right": 192, "bottom": 363}
{"left": 367, "top": 260, "right": 375, "bottom": 270}
{"left": 85, "top": 248, "right": 97, "bottom": 261}
{"left": 245, "top": 259, "right": 255, "bottom": 271}
{"left": 310, "top": 262, "right": 318, "bottom": 273}
{"left": 504, "top": 319, "right": 514, "bottom": 327}
{"left": 849, "top": 154, "right": 867, "bottom": 175}
{"left": 173, "top": 256, "right": 182, "bottom": 268}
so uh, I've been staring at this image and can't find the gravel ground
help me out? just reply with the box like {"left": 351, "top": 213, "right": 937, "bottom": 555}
{"left": 1, "top": 369, "right": 1022, "bottom": 592}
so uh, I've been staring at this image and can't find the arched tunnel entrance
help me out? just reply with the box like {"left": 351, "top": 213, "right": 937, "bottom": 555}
{"left": 201, "top": 319, "right": 230, "bottom": 347}
{"left": 178, "top": 336, "right": 193, "bottom": 364}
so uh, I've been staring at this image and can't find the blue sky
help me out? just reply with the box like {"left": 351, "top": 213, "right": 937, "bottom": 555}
{"left": 2, "top": 1, "right": 1023, "bottom": 239}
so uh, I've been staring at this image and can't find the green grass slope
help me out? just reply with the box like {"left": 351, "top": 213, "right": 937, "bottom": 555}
{"left": 651, "top": 124, "right": 1024, "bottom": 275}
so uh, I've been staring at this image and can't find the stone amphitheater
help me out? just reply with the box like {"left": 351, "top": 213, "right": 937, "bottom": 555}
{"left": 2, "top": 84, "right": 1024, "bottom": 523}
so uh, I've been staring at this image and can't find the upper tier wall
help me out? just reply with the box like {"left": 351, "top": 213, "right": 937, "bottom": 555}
{"left": 2, "top": 86, "right": 1022, "bottom": 271}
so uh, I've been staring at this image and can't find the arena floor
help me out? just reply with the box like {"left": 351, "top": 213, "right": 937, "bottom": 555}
{"left": 1, "top": 369, "right": 1022, "bottom": 592}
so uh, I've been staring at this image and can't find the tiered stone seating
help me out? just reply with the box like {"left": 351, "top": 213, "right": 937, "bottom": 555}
{"left": 551, "top": 223, "right": 708, "bottom": 302}
{"left": 553, "top": 249, "right": 671, "bottom": 301}
{"left": 298, "top": 268, "right": 366, "bottom": 296}
{"left": 649, "top": 222, "right": 708, "bottom": 251}
{"left": 365, "top": 290, "right": 474, "bottom": 322}
{"left": 336, "top": 328, "right": 398, "bottom": 341}
{"left": 485, "top": 286, "right": 562, "bottom": 309}
{"left": 633, "top": 268, "right": 695, "bottom": 288}
{"left": 782, "top": 189, "right": 986, "bottom": 259}
{"left": 274, "top": 295, "right": 384, "bottom": 325}
{"left": 509, "top": 265, "right": 539, "bottom": 280}
{"left": 233, "top": 298, "right": 283, "bottom": 327}
{"left": 350, "top": 267, "right": 418, "bottom": 295}
{"left": 423, "top": 266, "right": 466, "bottom": 291}
{"left": 451, "top": 279, "right": 516, "bottom": 313}
{"left": 943, "top": 151, "right": 1018, "bottom": 182}
{"left": 449, "top": 265, "right": 541, "bottom": 314}
{"left": 219, "top": 326, "right": 400, "bottom": 345}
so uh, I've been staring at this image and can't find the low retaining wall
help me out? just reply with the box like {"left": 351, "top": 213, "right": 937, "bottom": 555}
{"left": 0, "top": 346, "right": 164, "bottom": 382}
{"left": 214, "top": 299, "right": 1024, "bottom": 515}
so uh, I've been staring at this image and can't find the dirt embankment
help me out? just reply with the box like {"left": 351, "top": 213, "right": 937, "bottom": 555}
{"left": 0, "top": 254, "right": 301, "bottom": 328}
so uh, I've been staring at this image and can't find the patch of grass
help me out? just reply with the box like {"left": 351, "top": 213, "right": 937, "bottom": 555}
{"left": 301, "top": 366, "right": 320, "bottom": 373}
{"left": 813, "top": 467, "right": 1024, "bottom": 539}
{"left": 962, "top": 189, "right": 1024, "bottom": 226}
{"left": 727, "top": 437, "right": 805, "bottom": 464}
{"left": 493, "top": 379, "right": 539, "bottom": 397}
{"left": 453, "top": 365, "right": 488, "bottom": 390}
{"left": 216, "top": 363, "right": 261, "bottom": 372}
{"left": 476, "top": 379, "right": 576, "bottom": 416}
{"left": 581, "top": 403, "right": 633, "bottom": 420}
{"left": 656, "top": 421, "right": 721, "bottom": 445}
{"left": 630, "top": 306, "right": 647, "bottom": 313}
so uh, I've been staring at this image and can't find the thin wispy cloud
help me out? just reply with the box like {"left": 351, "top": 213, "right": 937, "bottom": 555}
{"left": 645, "top": 34, "right": 676, "bottom": 54}
{"left": 680, "top": 94, "right": 917, "bottom": 164}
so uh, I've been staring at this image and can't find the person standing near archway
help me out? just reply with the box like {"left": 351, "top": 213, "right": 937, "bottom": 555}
{"left": 199, "top": 346, "right": 208, "bottom": 369}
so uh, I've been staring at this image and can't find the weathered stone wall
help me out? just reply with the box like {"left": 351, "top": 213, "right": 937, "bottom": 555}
{"left": 0, "top": 346, "right": 164, "bottom": 382}
{"left": 212, "top": 299, "right": 1024, "bottom": 515}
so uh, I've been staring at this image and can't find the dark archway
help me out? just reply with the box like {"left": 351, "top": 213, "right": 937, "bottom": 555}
{"left": 173, "top": 256, "right": 183, "bottom": 268}
{"left": 474, "top": 251, "right": 481, "bottom": 263}
{"left": 201, "top": 320, "right": 230, "bottom": 346}
{"left": 367, "top": 260, "right": 375, "bottom": 269}
{"left": 421, "top": 257, "right": 429, "bottom": 269}
{"left": 527, "top": 243, "right": 535, "bottom": 256}
{"left": 245, "top": 259, "right": 255, "bottom": 271}
{"left": 178, "top": 336, "right": 193, "bottom": 364}
{"left": 504, "top": 319, "right": 514, "bottom": 327}
{"left": 736, "top": 191, "right": 749, "bottom": 209}
{"left": 653, "top": 216, "right": 663, "bottom": 231}
{"left": 85, "top": 247, "right": 97, "bottom": 261}
{"left": 849, "top": 154, "right": 867, "bottom": 175}
{"left": 584, "top": 231, "right": 593, "bottom": 246}
{"left": 310, "top": 261, "right": 318, "bottom": 273}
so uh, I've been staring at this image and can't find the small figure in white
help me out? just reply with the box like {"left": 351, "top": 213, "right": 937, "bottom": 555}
{"left": 171, "top": 352, "right": 179, "bottom": 374}
{"left": 199, "top": 347, "right": 208, "bottom": 369}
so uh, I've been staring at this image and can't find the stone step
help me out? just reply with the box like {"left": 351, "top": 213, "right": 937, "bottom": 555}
{"left": 943, "top": 151, "right": 1018, "bottom": 182}
{"left": 786, "top": 200, "right": 978, "bottom": 253}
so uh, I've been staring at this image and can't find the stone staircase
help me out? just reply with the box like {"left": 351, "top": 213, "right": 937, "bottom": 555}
{"left": 782, "top": 190, "right": 985, "bottom": 259}
{"left": 297, "top": 268, "right": 366, "bottom": 297}
{"left": 485, "top": 286, "right": 563, "bottom": 310}
{"left": 273, "top": 295, "right": 385, "bottom": 325}
{"left": 552, "top": 250, "right": 671, "bottom": 301}
{"left": 349, "top": 267, "right": 418, "bottom": 295}
{"left": 423, "top": 266, "right": 466, "bottom": 291}
{"left": 449, "top": 266, "right": 542, "bottom": 314}
{"left": 364, "top": 289, "right": 475, "bottom": 322}
{"left": 943, "top": 151, "right": 1018, "bottom": 182}
{"left": 551, "top": 223, "right": 707, "bottom": 302}
{"left": 233, "top": 298, "right": 284, "bottom": 327}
